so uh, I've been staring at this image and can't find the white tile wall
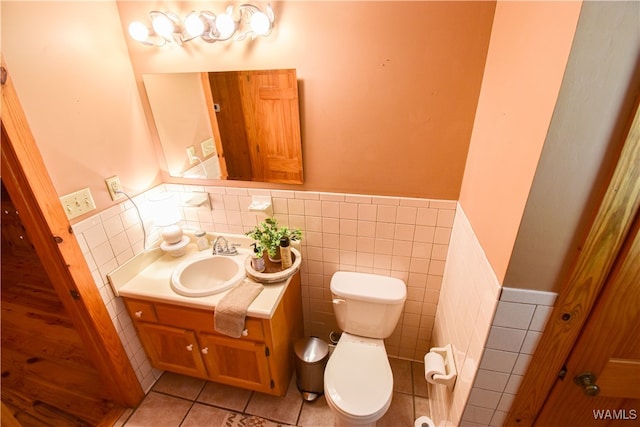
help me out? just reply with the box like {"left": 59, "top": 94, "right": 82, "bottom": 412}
{"left": 426, "top": 204, "right": 558, "bottom": 427}
{"left": 73, "top": 189, "right": 166, "bottom": 392}
{"left": 460, "top": 287, "right": 557, "bottom": 427}
{"left": 73, "top": 184, "right": 457, "bottom": 392}
{"left": 274, "top": 190, "right": 456, "bottom": 360}
{"left": 430, "top": 205, "right": 502, "bottom": 426}
{"left": 72, "top": 183, "right": 555, "bottom": 420}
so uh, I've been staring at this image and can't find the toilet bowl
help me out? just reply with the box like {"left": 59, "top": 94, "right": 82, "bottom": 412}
{"left": 323, "top": 272, "right": 407, "bottom": 427}
{"left": 324, "top": 333, "right": 393, "bottom": 426}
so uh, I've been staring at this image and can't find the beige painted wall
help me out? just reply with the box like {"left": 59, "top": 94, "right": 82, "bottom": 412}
{"left": 4, "top": 0, "right": 597, "bottom": 294}
{"left": 117, "top": 1, "right": 495, "bottom": 199}
{"left": 458, "top": 1, "right": 581, "bottom": 283}
{"left": 3, "top": 0, "right": 495, "bottom": 208}
{"left": 1, "top": 1, "right": 162, "bottom": 209}
{"left": 504, "top": 0, "right": 640, "bottom": 292}
{"left": 143, "top": 72, "right": 213, "bottom": 176}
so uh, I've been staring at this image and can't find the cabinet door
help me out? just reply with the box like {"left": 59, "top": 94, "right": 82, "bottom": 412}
{"left": 137, "top": 323, "right": 208, "bottom": 379}
{"left": 199, "top": 333, "right": 272, "bottom": 393}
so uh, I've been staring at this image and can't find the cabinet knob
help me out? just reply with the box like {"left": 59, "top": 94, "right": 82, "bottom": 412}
{"left": 242, "top": 329, "right": 249, "bottom": 336}
{"left": 201, "top": 347, "right": 209, "bottom": 354}
{"left": 186, "top": 344, "right": 194, "bottom": 352}
{"left": 134, "top": 311, "right": 143, "bottom": 318}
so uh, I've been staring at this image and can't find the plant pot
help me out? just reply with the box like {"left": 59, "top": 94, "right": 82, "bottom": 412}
{"left": 268, "top": 251, "right": 281, "bottom": 263}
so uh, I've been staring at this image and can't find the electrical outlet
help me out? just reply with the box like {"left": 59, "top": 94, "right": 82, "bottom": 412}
{"left": 60, "top": 188, "right": 96, "bottom": 220}
{"left": 105, "top": 176, "right": 124, "bottom": 201}
{"left": 186, "top": 146, "right": 197, "bottom": 164}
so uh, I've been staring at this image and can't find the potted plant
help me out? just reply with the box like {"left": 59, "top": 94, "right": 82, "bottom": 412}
{"left": 245, "top": 217, "right": 302, "bottom": 262}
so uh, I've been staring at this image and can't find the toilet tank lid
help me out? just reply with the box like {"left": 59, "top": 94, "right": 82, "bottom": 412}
{"left": 330, "top": 272, "right": 406, "bottom": 303}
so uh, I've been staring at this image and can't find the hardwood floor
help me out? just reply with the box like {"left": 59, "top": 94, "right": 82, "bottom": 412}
{"left": 1, "top": 182, "right": 124, "bottom": 426}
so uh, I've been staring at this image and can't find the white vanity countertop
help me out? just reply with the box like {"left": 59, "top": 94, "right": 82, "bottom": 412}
{"left": 107, "top": 243, "right": 292, "bottom": 319}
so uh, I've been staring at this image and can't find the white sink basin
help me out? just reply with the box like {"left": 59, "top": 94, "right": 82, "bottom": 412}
{"left": 170, "top": 255, "right": 247, "bottom": 297}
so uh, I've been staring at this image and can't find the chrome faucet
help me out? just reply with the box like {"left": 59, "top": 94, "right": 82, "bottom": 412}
{"left": 212, "top": 236, "right": 238, "bottom": 256}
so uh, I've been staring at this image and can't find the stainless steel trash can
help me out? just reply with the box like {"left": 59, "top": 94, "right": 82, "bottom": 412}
{"left": 294, "top": 337, "right": 329, "bottom": 401}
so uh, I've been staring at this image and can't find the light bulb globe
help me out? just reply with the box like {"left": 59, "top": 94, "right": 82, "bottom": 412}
{"left": 152, "top": 14, "right": 174, "bottom": 37}
{"left": 185, "top": 13, "right": 205, "bottom": 37}
{"left": 250, "top": 12, "right": 270, "bottom": 35}
{"left": 128, "top": 21, "right": 149, "bottom": 42}
{"left": 216, "top": 14, "right": 235, "bottom": 39}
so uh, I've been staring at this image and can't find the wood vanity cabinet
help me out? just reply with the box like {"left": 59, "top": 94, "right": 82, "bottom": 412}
{"left": 123, "top": 272, "right": 302, "bottom": 396}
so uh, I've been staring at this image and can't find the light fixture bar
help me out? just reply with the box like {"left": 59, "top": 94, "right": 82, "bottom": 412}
{"left": 128, "top": 3, "right": 274, "bottom": 47}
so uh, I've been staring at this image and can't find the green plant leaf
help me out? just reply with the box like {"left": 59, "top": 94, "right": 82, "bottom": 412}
{"left": 245, "top": 217, "right": 303, "bottom": 257}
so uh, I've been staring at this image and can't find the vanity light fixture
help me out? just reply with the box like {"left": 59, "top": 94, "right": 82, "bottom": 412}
{"left": 128, "top": 3, "right": 274, "bottom": 47}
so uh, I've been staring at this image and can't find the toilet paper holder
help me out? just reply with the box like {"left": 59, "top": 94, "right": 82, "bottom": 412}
{"left": 425, "top": 343, "right": 457, "bottom": 391}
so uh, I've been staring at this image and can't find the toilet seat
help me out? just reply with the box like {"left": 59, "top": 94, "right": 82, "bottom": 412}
{"left": 324, "top": 333, "right": 393, "bottom": 422}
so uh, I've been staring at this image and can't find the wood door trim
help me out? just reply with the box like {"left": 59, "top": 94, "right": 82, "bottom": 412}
{"left": 505, "top": 100, "right": 640, "bottom": 425}
{"left": 1, "top": 60, "right": 144, "bottom": 407}
{"left": 201, "top": 71, "right": 229, "bottom": 179}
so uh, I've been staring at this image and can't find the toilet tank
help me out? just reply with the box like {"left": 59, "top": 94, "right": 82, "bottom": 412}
{"left": 330, "top": 272, "right": 407, "bottom": 339}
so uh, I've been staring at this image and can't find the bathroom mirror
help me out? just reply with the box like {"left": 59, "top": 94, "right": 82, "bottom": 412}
{"left": 143, "top": 69, "right": 303, "bottom": 184}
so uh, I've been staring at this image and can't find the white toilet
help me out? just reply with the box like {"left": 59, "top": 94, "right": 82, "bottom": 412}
{"left": 324, "top": 272, "right": 407, "bottom": 427}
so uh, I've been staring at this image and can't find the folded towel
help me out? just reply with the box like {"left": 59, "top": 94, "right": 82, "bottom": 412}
{"left": 214, "top": 280, "right": 264, "bottom": 338}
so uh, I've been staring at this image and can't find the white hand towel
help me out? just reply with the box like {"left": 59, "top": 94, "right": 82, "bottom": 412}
{"left": 214, "top": 281, "right": 264, "bottom": 338}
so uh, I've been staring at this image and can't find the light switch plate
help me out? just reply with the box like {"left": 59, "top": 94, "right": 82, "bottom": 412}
{"left": 201, "top": 139, "right": 216, "bottom": 158}
{"left": 60, "top": 188, "right": 96, "bottom": 220}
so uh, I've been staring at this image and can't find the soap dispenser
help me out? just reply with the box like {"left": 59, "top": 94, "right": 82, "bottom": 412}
{"left": 195, "top": 231, "right": 209, "bottom": 251}
{"left": 251, "top": 243, "right": 265, "bottom": 272}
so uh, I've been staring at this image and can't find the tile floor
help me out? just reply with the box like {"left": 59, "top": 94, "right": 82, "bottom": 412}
{"left": 115, "top": 357, "right": 431, "bottom": 426}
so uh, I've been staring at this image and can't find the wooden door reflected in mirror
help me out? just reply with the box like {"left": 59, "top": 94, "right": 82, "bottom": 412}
{"left": 206, "top": 69, "right": 303, "bottom": 184}
{"left": 143, "top": 69, "right": 303, "bottom": 184}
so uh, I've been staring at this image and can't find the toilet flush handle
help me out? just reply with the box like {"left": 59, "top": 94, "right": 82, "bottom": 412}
{"left": 332, "top": 298, "right": 346, "bottom": 305}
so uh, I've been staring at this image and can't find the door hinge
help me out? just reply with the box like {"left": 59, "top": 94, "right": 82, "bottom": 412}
{"left": 558, "top": 365, "right": 568, "bottom": 381}
{"left": 265, "top": 346, "right": 270, "bottom": 357}
{"left": 270, "top": 379, "right": 275, "bottom": 389}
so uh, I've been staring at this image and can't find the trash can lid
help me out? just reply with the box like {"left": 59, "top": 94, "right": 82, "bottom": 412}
{"left": 295, "top": 337, "right": 329, "bottom": 362}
